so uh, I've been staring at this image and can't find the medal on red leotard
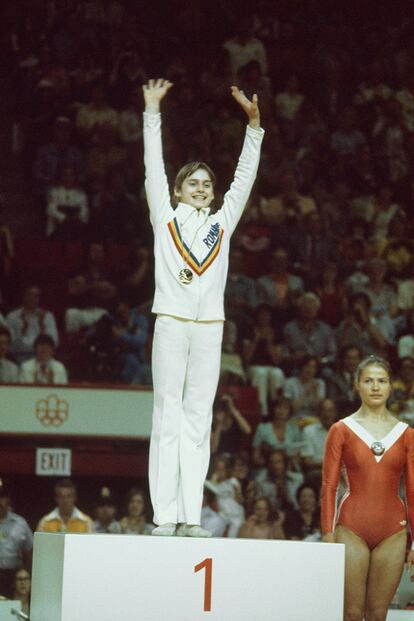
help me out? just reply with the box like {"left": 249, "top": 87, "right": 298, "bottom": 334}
{"left": 370, "top": 441, "right": 385, "bottom": 456}
{"left": 178, "top": 268, "right": 193, "bottom": 284}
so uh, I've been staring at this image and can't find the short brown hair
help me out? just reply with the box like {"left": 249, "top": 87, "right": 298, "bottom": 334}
{"left": 355, "top": 355, "right": 392, "bottom": 382}
{"left": 174, "top": 161, "right": 216, "bottom": 194}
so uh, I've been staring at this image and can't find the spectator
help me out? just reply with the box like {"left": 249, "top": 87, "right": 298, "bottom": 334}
{"left": 46, "top": 164, "right": 89, "bottom": 239}
{"left": 230, "top": 452, "right": 256, "bottom": 516}
{"left": 361, "top": 258, "right": 398, "bottom": 316}
{"left": 293, "top": 212, "right": 335, "bottom": 287}
{"left": 37, "top": 478, "right": 94, "bottom": 533}
{"left": 111, "top": 299, "right": 151, "bottom": 385}
{"left": 94, "top": 167, "right": 141, "bottom": 242}
{"left": 119, "top": 87, "right": 143, "bottom": 169}
{"left": 370, "top": 185, "right": 401, "bottom": 242}
{"left": 94, "top": 486, "right": 121, "bottom": 534}
{"left": 378, "top": 213, "right": 413, "bottom": 278}
{"left": 330, "top": 106, "right": 366, "bottom": 157}
{"left": 255, "top": 449, "right": 304, "bottom": 511}
{"left": 237, "top": 61, "right": 273, "bottom": 118}
{"left": 117, "top": 242, "right": 153, "bottom": 310}
{"left": 65, "top": 241, "right": 117, "bottom": 334}
{"left": 6, "top": 284, "right": 59, "bottom": 364}
{"left": 0, "top": 215, "right": 15, "bottom": 310}
{"left": 398, "top": 309, "right": 414, "bottom": 359}
{"left": 314, "top": 262, "right": 345, "bottom": 327}
{"left": 220, "top": 320, "right": 246, "bottom": 385}
{"left": 19, "top": 333, "right": 68, "bottom": 384}
{"left": 109, "top": 46, "right": 147, "bottom": 109}
{"left": 75, "top": 81, "right": 119, "bottom": 143}
{"left": 32, "top": 116, "right": 84, "bottom": 199}
{"left": 12, "top": 568, "right": 31, "bottom": 618}
{"left": 211, "top": 394, "right": 252, "bottom": 456}
{"left": 238, "top": 496, "right": 285, "bottom": 539}
{"left": 119, "top": 488, "right": 153, "bottom": 535}
{"left": 284, "top": 484, "right": 320, "bottom": 541}
{"left": 283, "top": 292, "right": 337, "bottom": 368}
{"left": 0, "top": 328, "right": 18, "bottom": 383}
{"left": 243, "top": 304, "right": 285, "bottom": 416}
{"left": 336, "top": 292, "right": 390, "bottom": 356}
{"left": 259, "top": 169, "right": 316, "bottom": 227}
{"left": 395, "top": 71, "right": 414, "bottom": 133}
{"left": 283, "top": 355, "right": 326, "bottom": 421}
{"left": 300, "top": 398, "right": 338, "bottom": 480}
{"left": 391, "top": 356, "right": 414, "bottom": 415}
{"left": 223, "top": 16, "right": 268, "bottom": 81}
{"left": 200, "top": 488, "right": 227, "bottom": 538}
{"left": 252, "top": 397, "right": 302, "bottom": 467}
{"left": 347, "top": 143, "right": 379, "bottom": 197}
{"left": 0, "top": 481, "right": 33, "bottom": 599}
{"left": 274, "top": 74, "right": 304, "bottom": 122}
{"left": 85, "top": 123, "right": 127, "bottom": 192}
{"left": 256, "top": 247, "right": 304, "bottom": 321}
{"left": 206, "top": 455, "right": 245, "bottom": 538}
{"left": 327, "top": 345, "right": 362, "bottom": 415}
{"left": 397, "top": 263, "right": 414, "bottom": 315}
{"left": 224, "top": 248, "right": 258, "bottom": 326}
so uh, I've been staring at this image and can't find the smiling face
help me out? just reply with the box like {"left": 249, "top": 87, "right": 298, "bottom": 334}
{"left": 174, "top": 168, "right": 214, "bottom": 210}
{"left": 253, "top": 498, "right": 270, "bottom": 523}
{"left": 355, "top": 364, "right": 392, "bottom": 408}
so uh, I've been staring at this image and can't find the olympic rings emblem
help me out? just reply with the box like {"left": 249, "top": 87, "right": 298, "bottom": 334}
{"left": 36, "top": 394, "right": 69, "bottom": 427}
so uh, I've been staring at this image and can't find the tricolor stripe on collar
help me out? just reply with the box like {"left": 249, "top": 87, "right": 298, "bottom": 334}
{"left": 168, "top": 217, "right": 224, "bottom": 276}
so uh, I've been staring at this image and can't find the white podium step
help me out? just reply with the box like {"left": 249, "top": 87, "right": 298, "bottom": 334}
{"left": 31, "top": 533, "right": 345, "bottom": 621}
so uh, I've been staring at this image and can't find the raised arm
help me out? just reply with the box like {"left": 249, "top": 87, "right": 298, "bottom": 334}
{"left": 220, "top": 88, "right": 264, "bottom": 235}
{"left": 142, "top": 79, "right": 174, "bottom": 227}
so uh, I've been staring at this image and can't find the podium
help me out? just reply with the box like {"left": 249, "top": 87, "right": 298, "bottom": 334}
{"left": 0, "top": 601, "right": 22, "bottom": 621}
{"left": 31, "top": 533, "right": 345, "bottom": 621}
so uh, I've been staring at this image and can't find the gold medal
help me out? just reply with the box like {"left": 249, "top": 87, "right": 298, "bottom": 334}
{"left": 370, "top": 441, "right": 385, "bottom": 456}
{"left": 179, "top": 268, "right": 193, "bottom": 284}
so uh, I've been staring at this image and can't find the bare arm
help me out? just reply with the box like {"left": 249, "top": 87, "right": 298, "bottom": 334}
{"left": 222, "top": 394, "right": 252, "bottom": 435}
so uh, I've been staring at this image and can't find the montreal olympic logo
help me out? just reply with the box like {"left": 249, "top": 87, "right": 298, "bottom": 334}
{"left": 35, "top": 394, "right": 69, "bottom": 427}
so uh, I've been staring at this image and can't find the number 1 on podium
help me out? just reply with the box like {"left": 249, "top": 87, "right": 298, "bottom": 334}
{"left": 194, "top": 557, "right": 213, "bottom": 612}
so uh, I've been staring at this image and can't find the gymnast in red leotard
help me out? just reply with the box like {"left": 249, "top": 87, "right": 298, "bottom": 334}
{"left": 321, "top": 355, "right": 414, "bottom": 621}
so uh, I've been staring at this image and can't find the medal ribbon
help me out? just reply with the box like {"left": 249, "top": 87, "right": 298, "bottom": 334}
{"left": 168, "top": 217, "right": 223, "bottom": 276}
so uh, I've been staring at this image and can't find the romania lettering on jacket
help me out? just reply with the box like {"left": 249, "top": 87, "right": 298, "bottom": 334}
{"left": 168, "top": 218, "right": 224, "bottom": 276}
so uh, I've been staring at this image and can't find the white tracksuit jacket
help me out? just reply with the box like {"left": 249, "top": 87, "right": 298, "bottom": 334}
{"left": 143, "top": 111, "right": 265, "bottom": 319}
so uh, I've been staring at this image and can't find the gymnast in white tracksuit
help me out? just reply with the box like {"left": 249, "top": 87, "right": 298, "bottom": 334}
{"left": 143, "top": 78, "right": 264, "bottom": 536}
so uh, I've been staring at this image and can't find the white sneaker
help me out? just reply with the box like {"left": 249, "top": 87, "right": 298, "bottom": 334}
{"left": 175, "top": 523, "right": 189, "bottom": 537}
{"left": 151, "top": 523, "right": 176, "bottom": 536}
{"left": 186, "top": 525, "right": 212, "bottom": 538}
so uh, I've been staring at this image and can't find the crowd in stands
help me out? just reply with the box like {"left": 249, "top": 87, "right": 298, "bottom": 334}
{"left": 1, "top": 0, "right": 414, "bottom": 587}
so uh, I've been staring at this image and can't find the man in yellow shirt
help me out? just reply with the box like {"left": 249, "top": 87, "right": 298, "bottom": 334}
{"left": 37, "top": 479, "right": 94, "bottom": 533}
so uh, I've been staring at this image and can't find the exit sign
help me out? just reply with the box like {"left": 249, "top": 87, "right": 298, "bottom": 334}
{"left": 36, "top": 448, "right": 72, "bottom": 476}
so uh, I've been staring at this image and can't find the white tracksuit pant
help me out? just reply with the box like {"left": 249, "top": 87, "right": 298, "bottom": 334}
{"left": 149, "top": 314, "right": 223, "bottom": 525}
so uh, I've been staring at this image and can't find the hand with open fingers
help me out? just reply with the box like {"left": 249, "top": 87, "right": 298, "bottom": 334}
{"left": 230, "top": 86, "right": 260, "bottom": 129}
{"left": 142, "top": 78, "right": 173, "bottom": 113}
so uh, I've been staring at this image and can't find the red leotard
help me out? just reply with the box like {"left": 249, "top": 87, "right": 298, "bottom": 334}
{"left": 321, "top": 417, "right": 414, "bottom": 549}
